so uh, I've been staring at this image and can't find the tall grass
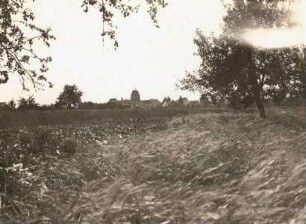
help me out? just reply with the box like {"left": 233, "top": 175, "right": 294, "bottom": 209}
{"left": 265, "top": 106, "right": 305, "bottom": 131}
{"left": 0, "top": 106, "right": 304, "bottom": 223}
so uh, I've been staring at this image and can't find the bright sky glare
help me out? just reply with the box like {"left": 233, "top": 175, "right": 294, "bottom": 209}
{"left": 243, "top": 27, "right": 305, "bottom": 49}
{"left": 242, "top": 0, "right": 306, "bottom": 49}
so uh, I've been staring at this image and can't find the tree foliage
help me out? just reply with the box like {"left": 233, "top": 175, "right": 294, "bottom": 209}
{"left": 18, "top": 95, "right": 39, "bottom": 110}
{"left": 56, "top": 84, "right": 83, "bottom": 109}
{"left": 223, "top": 0, "right": 293, "bottom": 35}
{"left": 8, "top": 99, "right": 16, "bottom": 109}
{"left": 0, "top": 99, "right": 16, "bottom": 110}
{"left": 0, "top": 0, "right": 55, "bottom": 89}
{"left": 81, "top": 0, "right": 167, "bottom": 48}
{"left": 1, "top": 0, "right": 167, "bottom": 89}
{"left": 179, "top": 0, "right": 305, "bottom": 118}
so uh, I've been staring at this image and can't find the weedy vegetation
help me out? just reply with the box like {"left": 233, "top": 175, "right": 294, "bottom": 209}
{"left": 0, "top": 106, "right": 304, "bottom": 224}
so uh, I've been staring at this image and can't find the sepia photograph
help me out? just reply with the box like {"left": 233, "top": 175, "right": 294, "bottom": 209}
{"left": 0, "top": 0, "right": 305, "bottom": 223}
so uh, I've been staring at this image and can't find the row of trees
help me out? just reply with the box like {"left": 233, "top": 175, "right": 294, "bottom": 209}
{"left": 0, "top": 96, "right": 46, "bottom": 110}
{"left": 0, "top": 84, "right": 83, "bottom": 111}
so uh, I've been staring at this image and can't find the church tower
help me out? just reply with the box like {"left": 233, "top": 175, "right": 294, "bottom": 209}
{"left": 131, "top": 89, "right": 140, "bottom": 102}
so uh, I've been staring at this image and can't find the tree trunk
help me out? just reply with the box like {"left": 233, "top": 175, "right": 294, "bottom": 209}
{"left": 246, "top": 46, "right": 267, "bottom": 119}
{"left": 253, "top": 93, "right": 266, "bottom": 118}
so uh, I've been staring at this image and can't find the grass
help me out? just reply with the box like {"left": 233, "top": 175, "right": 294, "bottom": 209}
{"left": 0, "top": 107, "right": 236, "bottom": 129}
{"left": 1, "top": 106, "right": 302, "bottom": 129}
{"left": 0, "top": 107, "right": 305, "bottom": 223}
{"left": 265, "top": 106, "right": 305, "bottom": 131}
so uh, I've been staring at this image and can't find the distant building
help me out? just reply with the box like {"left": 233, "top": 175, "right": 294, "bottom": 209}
{"left": 178, "top": 96, "right": 189, "bottom": 106}
{"left": 108, "top": 98, "right": 118, "bottom": 103}
{"left": 187, "top": 101, "right": 201, "bottom": 107}
{"left": 131, "top": 89, "right": 140, "bottom": 102}
{"left": 111, "top": 89, "right": 161, "bottom": 109}
{"left": 181, "top": 97, "right": 189, "bottom": 105}
{"left": 141, "top": 99, "right": 161, "bottom": 108}
{"left": 162, "top": 97, "right": 171, "bottom": 107}
{"left": 162, "top": 96, "right": 196, "bottom": 107}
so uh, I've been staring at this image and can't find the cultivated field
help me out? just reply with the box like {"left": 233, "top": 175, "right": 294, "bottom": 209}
{"left": 0, "top": 107, "right": 305, "bottom": 224}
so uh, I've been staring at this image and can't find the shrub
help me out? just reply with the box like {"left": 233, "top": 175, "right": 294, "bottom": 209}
{"left": 59, "top": 137, "right": 78, "bottom": 156}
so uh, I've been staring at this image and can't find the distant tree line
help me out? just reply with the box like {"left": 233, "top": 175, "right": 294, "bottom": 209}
{"left": 1, "top": 82, "right": 303, "bottom": 112}
{"left": 0, "top": 84, "right": 144, "bottom": 111}
{"left": 0, "top": 84, "right": 82, "bottom": 111}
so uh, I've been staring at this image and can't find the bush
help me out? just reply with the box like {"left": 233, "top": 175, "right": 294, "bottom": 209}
{"left": 59, "top": 137, "right": 78, "bottom": 156}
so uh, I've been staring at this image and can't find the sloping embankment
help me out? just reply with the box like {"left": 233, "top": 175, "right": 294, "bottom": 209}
{"left": 71, "top": 113, "right": 305, "bottom": 224}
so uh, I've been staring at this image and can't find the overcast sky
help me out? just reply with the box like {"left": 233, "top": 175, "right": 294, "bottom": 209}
{"left": 0, "top": 0, "right": 304, "bottom": 104}
{"left": 0, "top": 0, "right": 226, "bottom": 104}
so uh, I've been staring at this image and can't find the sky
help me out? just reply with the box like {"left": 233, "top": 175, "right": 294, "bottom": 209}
{"left": 0, "top": 0, "right": 226, "bottom": 104}
{"left": 0, "top": 0, "right": 305, "bottom": 104}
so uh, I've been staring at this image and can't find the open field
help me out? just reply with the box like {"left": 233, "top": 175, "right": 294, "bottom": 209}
{"left": 0, "top": 108, "right": 189, "bottom": 129}
{"left": 0, "top": 107, "right": 305, "bottom": 223}
{"left": 0, "top": 105, "right": 304, "bottom": 129}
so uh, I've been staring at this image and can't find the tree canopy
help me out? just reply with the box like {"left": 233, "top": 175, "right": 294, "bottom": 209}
{"left": 56, "top": 84, "right": 83, "bottom": 109}
{"left": 81, "top": 0, "right": 167, "bottom": 48}
{"left": 18, "top": 95, "right": 39, "bottom": 110}
{"left": 0, "top": 0, "right": 54, "bottom": 89}
{"left": 0, "top": 0, "right": 167, "bottom": 89}
{"left": 179, "top": 0, "right": 305, "bottom": 118}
